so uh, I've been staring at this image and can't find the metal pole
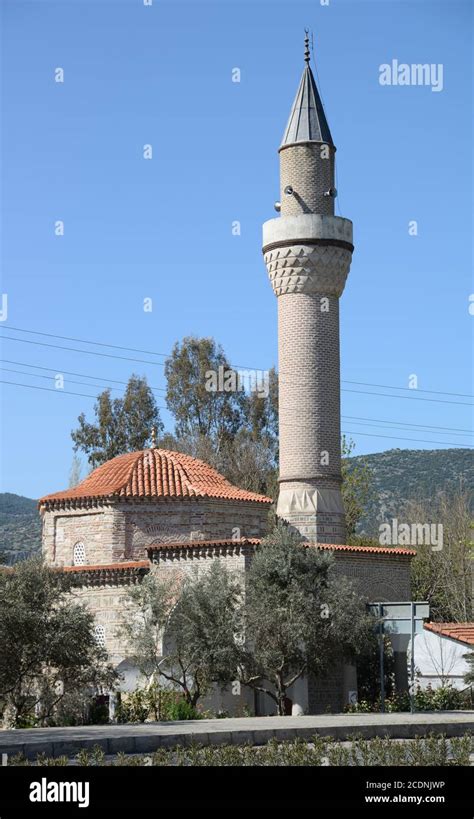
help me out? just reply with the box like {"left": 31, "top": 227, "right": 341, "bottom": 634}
{"left": 379, "top": 603, "right": 385, "bottom": 713}
{"left": 410, "top": 602, "right": 415, "bottom": 714}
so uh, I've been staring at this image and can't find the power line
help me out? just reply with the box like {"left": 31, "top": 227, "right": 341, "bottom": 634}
{"left": 1, "top": 380, "right": 472, "bottom": 449}
{"left": 0, "top": 359, "right": 474, "bottom": 435}
{"left": 343, "top": 380, "right": 473, "bottom": 399}
{"left": 0, "top": 325, "right": 169, "bottom": 359}
{"left": 0, "top": 335, "right": 166, "bottom": 368}
{"left": 341, "top": 429, "right": 473, "bottom": 448}
{"left": 3, "top": 358, "right": 472, "bottom": 437}
{"left": 0, "top": 379, "right": 100, "bottom": 400}
{"left": 1, "top": 335, "right": 470, "bottom": 405}
{"left": 342, "top": 418, "right": 472, "bottom": 438}
{"left": 343, "top": 415, "right": 473, "bottom": 435}
{"left": 0, "top": 368, "right": 167, "bottom": 410}
{"left": 341, "top": 388, "right": 472, "bottom": 407}
{"left": 0, "top": 359, "right": 167, "bottom": 393}
{"left": 1, "top": 325, "right": 472, "bottom": 401}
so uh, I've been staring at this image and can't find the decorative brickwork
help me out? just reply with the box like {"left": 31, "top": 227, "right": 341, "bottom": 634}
{"left": 280, "top": 144, "right": 335, "bottom": 217}
{"left": 41, "top": 496, "right": 269, "bottom": 568}
{"left": 262, "top": 58, "right": 354, "bottom": 544}
{"left": 265, "top": 244, "right": 352, "bottom": 297}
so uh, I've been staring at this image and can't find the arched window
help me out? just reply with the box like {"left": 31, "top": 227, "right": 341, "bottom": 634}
{"left": 73, "top": 541, "right": 86, "bottom": 566}
{"left": 94, "top": 624, "right": 105, "bottom": 648}
{"left": 94, "top": 624, "right": 106, "bottom": 648}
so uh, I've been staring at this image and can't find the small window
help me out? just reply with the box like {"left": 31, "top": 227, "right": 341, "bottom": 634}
{"left": 94, "top": 624, "right": 106, "bottom": 648}
{"left": 73, "top": 542, "right": 86, "bottom": 566}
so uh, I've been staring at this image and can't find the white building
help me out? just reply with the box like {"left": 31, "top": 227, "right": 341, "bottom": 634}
{"left": 412, "top": 623, "right": 474, "bottom": 690}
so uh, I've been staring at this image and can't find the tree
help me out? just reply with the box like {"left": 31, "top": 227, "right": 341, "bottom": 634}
{"left": 238, "top": 526, "right": 374, "bottom": 715}
{"left": 164, "top": 339, "right": 278, "bottom": 497}
{"left": 71, "top": 375, "right": 163, "bottom": 469}
{"left": 165, "top": 336, "right": 245, "bottom": 450}
{"left": 123, "top": 529, "right": 372, "bottom": 716}
{"left": 233, "top": 366, "right": 278, "bottom": 498}
{"left": 68, "top": 453, "right": 83, "bottom": 488}
{"left": 0, "top": 558, "right": 116, "bottom": 727}
{"left": 122, "top": 561, "right": 242, "bottom": 708}
{"left": 244, "top": 366, "right": 278, "bottom": 456}
{"left": 215, "top": 428, "right": 278, "bottom": 498}
{"left": 341, "top": 436, "right": 374, "bottom": 540}
{"left": 406, "top": 489, "right": 473, "bottom": 622}
{"left": 159, "top": 427, "right": 278, "bottom": 500}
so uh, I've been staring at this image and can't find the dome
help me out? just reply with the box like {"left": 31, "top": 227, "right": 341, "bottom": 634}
{"left": 39, "top": 448, "right": 273, "bottom": 506}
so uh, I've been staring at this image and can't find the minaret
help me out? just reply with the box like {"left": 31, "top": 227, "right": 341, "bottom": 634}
{"left": 263, "top": 33, "right": 354, "bottom": 544}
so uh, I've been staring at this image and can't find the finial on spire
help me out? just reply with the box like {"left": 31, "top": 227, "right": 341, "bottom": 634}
{"left": 304, "top": 29, "right": 310, "bottom": 65}
{"left": 150, "top": 426, "right": 157, "bottom": 449}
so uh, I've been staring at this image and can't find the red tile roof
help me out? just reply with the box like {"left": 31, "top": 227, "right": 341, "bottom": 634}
{"left": 315, "top": 543, "right": 416, "bottom": 557}
{"left": 424, "top": 622, "right": 474, "bottom": 646}
{"left": 39, "top": 449, "right": 273, "bottom": 506}
{"left": 62, "top": 561, "right": 150, "bottom": 573}
{"left": 148, "top": 538, "right": 415, "bottom": 557}
{"left": 148, "top": 538, "right": 261, "bottom": 552}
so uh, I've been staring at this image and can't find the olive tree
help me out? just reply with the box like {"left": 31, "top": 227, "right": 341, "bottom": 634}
{"left": 238, "top": 526, "right": 374, "bottom": 715}
{"left": 123, "top": 529, "right": 373, "bottom": 717}
{"left": 123, "top": 561, "right": 242, "bottom": 708}
{"left": 0, "top": 558, "right": 116, "bottom": 727}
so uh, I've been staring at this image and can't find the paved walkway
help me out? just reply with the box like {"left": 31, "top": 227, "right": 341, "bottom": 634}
{"left": 1, "top": 712, "right": 473, "bottom": 760}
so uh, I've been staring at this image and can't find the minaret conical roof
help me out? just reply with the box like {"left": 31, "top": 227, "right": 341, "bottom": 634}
{"left": 280, "top": 50, "right": 333, "bottom": 148}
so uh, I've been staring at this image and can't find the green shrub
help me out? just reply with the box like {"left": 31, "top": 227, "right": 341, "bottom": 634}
{"left": 345, "top": 684, "right": 470, "bottom": 714}
{"left": 115, "top": 686, "right": 187, "bottom": 723}
{"left": 167, "top": 699, "right": 201, "bottom": 721}
{"left": 3, "top": 732, "right": 468, "bottom": 767}
{"left": 76, "top": 749, "right": 91, "bottom": 766}
{"left": 149, "top": 733, "right": 471, "bottom": 767}
{"left": 116, "top": 690, "right": 149, "bottom": 724}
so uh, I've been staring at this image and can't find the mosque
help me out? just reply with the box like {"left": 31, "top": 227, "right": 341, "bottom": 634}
{"left": 39, "top": 37, "right": 414, "bottom": 715}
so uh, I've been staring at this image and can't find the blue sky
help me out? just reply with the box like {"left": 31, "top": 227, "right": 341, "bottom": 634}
{"left": 1, "top": 0, "right": 472, "bottom": 498}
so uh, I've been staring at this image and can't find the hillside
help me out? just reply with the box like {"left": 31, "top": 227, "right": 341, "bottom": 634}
{"left": 0, "top": 448, "right": 472, "bottom": 563}
{"left": 0, "top": 493, "right": 41, "bottom": 564}
{"left": 349, "top": 448, "right": 473, "bottom": 535}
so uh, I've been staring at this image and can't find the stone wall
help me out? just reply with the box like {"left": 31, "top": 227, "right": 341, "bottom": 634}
{"left": 308, "top": 667, "right": 345, "bottom": 714}
{"left": 150, "top": 542, "right": 253, "bottom": 579}
{"left": 71, "top": 581, "right": 139, "bottom": 666}
{"left": 333, "top": 553, "right": 412, "bottom": 601}
{"left": 42, "top": 504, "right": 122, "bottom": 566}
{"left": 280, "top": 143, "right": 335, "bottom": 217}
{"left": 124, "top": 500, "right": 269, "bottom": 561}
{"left": 42, "top": 499, "right": 269, "bottom": 567}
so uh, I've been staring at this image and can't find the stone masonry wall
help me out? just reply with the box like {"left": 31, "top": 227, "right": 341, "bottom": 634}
{"left": 151, "top": 544, "right": 252, "bottom": 579}
{"left": 42, "top": 499, "right": 269, "bottom": 567}
{"left": 278, "top": 293, "right": 341, "bottom": 483}
{"left": 124, "top": 500, "right": 269, "bottom": 561}
{"left": 280, "top": 144, "right": 335, "bottom": 217}
{"left": 333, "top": 553, "right": 412, "bottom": 600}
{"left": 307, "top": 553, "right": 412, "bottom": 713}
{"left": 71, "top": 582, "right": 138, "bottom": 666}
{"left": 42, "top": 505, "right": 123, "bottom": 567}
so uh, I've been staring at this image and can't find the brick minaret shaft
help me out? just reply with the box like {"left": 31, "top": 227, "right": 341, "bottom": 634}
{"left": 263, "top": 36, "right": 354, "bottom": 544}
